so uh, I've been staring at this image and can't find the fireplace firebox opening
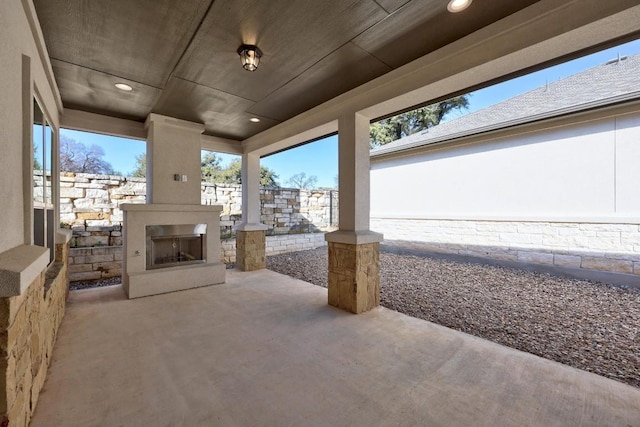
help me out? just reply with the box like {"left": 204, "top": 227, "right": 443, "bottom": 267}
{"left": 146, "top": 224, "right": 207, "bottom": 270}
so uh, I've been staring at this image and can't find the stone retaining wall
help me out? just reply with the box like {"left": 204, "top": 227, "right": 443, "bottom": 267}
{"left": 0, "top": 241, "right": 69, "bottom": 426}
{"left": 54, "top": 173, "right": 338, "bottom": 237}
{"left": 68, "top": 246, "right": 123, "bottom": 281}
{"left": 69, "top": 232, "right": 326, "bottom": 281}
{"left": 59, "top": 173, "right": 145, "bottom": 226}
{"left": 220, "top": 232, "right": 327, "bottom": 263}
{"left": 203, "top": 183, "right": 338, "bottom": 237}
{"left": 372, "top": 218, "right": 640, "bottom": 275}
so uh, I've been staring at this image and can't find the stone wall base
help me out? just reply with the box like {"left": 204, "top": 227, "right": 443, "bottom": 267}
{"left": 67, "top": 233, "right": 328, "bottom": 281}
{"left": 221, "top": 232, "right": 326, "bottom": 263}
{"left": 328, "top": 242, "right": 380, "bottom": 314}
{"left": 372, "top": 218, "right": 640, "bottom": 276}
{"left": 236, "top": 230, "right": 266, "bottom": 271}
{"left": 0, "top": 241, "right": 68, "bottom": 426}
{"left": 68, "top": 246, "right": 122, "bottom": 282}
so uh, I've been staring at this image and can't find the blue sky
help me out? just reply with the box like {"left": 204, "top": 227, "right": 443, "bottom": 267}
{"left": 61, "top": 38, "right": 640, "bottom": 188}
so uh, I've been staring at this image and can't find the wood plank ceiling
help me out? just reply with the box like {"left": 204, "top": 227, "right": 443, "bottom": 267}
{"left": 34, "top": 0, "right": 539, "bottom": 141}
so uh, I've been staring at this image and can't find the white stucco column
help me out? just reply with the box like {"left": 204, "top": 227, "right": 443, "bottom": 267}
{"left": 238, "top": 152, "right": 264, "bottom": 229}
{"left": 236, "top": 152, "right": 267, "bottom": 270}
{"left": 325, "top": 113, "right": 383, "bottom": 314}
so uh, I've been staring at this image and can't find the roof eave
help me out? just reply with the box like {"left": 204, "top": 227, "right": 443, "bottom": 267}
{"left": 370, "top": 92, "right": 640, "bottom": 158}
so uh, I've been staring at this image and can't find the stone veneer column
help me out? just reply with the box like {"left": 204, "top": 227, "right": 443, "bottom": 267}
{"left": 325, "top": 113, "right": 382, "bottom": 314}
{"left": 236, "top": 152, "right": 267, "bottom": 271}
{"left": 236, "top": 230, "right": 266, "bottom": 271}
{"left": 327, "top": 241, "right": 380, "bottom": 313}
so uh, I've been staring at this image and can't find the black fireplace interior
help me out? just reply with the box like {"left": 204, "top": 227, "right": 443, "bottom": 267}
{"left": 146, "top": 224, "right": 207, "bottom": 270}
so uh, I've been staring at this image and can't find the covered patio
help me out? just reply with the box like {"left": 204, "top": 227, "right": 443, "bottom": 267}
{"left": 31, "top": 272, "right": 640, "bottom": 426}
{"left": 2, "top": 0, "right": 640, "bottom": 425}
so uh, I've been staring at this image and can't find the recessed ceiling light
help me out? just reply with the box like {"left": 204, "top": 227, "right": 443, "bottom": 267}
{"left": 447, "top": 0, "right": 472, "bottom": 13}
{"left": 115, "top": 83, "right": 133, "bottom": 91}
{"left": 249, "top": 117, "right": 261, "bottom": 123}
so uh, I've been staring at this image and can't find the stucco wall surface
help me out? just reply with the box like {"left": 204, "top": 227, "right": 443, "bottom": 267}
{"left": 371, "top": 111, "right": 640, "bottom": 219}
{"left": 370, "top": 109, "right": 640, "bottom": 275}
{"left": 0, "top": 1, "right": 58, "bottom": 252}
{"left": 371, "top": 218, "right": 640, "bottom": 275}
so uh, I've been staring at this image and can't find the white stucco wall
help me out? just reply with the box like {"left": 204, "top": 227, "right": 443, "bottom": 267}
{"left": 370, "top": 107, "right": 640, "bottom": 276}
{"left": 371, "top": 109, "right": 640, "bottom": 220}
{"left": 615, "top": 113, "right": 640, "bottom": 213}
{"left": 0, "top": 0, "right": 60, "bottom": 254}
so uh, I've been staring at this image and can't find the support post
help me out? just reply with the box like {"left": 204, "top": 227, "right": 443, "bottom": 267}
{"left": 325, "top": 113, "right": 383, "bottom": 314}
{"left": 236, "top": 152, "right": 267, "bottom": 271}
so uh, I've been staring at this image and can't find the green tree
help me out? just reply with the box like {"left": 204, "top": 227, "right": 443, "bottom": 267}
{"left": 259, "top": 166, "right": 279, "bottom": 187}
{"left": 130, "top": 153, "right": 146, "bottom": 178}
{"left": 201, "top": 152, "right": 222, "bottom": 182}
{"left": 214, "top": 159, "right": 241, "bottom": 184}
{"left": 286, "top": 172, "right": 318, "bottom": 189}
{"left": 370, "top": 95, "right": 470, "bottom": 147}
{"left": 60, "top": 135, "right": 116, "bottom": 174}
{"left": 129, "top": 153, "right": 279, "bottom": 186}
{"left": 215, "top": 159, "right": 279, "bottom": 187}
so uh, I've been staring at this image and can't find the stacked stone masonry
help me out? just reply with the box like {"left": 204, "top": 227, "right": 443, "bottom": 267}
{"left": 0, "top": 242, "right": 69, "bottom": 426}
{"left": 328, "top": 242, "right": 380, "bottom": 314}
{"left": 51, "top": 172, "right": 338, "bottom": 237}
{"left": 371, "top": 218, "right": 640, "bottom": 275}
{"left": 68, "top": 246, "right": 123, "bottom": 281}
{"left": 68, "top": 233, "right": 327, "bottom": 282}
{"left": 204, "top": 184, "right": 338, "bottom": 237}
{"left": 43, "top": 173, "right": 640, "bottom": 277}
{"left": 236, "top": 230, "right": 266, "bottom": 271}
{"left": 220, "top": 232, "right": 327, "bottom": 264}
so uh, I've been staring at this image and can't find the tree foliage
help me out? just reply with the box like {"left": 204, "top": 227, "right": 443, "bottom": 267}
{"left": 60, "top": 135, "right": 116, "bottom": 174}
{"left": 201, "top": 152, "right": 222, "bottom": 182}
{"left": 214, "top": 159, "right": 279, "bottom": 187}
{"left": 286, "top": 172, "right": 318, "bottom": 189}
{"left": 130, "top": 153, "right": 146, "bottom": 178}
{"left": 369, "top": 96, "right": 470, "bottom": 147}
{"left": 259, "top": 166, "right": 279, "bottom": 187}
{"left": 131, "top": 152, "right": 279, "bottom": 187}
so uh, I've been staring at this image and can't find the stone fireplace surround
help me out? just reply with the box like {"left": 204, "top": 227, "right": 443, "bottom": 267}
{"left": 122, "top": 204, "right": 225, "bottom": 298}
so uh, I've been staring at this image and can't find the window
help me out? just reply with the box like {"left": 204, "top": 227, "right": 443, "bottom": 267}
{"left": 33, "top": 98, "right": 54, "bottom": 263}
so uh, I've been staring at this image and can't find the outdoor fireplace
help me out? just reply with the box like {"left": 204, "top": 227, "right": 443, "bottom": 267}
{"left": 121, "top": 115, "right": 225, "bottom": 299}
{"left": 146, "top": 224, "right": 206, "bottom": 270}
{"left": 122, "top": 203, "right": 224, "bottom": 299}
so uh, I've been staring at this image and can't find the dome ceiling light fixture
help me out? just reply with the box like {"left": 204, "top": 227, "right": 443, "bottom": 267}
{"left": 447, "top": 0, "right": 472, "bottom": 13}
{"left": 237, "top": 44, "right": 263, "bottom": 71}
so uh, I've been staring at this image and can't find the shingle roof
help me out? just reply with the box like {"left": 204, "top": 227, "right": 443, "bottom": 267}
{"left": 371, "top": 53, "right": 640, "bottom": 156}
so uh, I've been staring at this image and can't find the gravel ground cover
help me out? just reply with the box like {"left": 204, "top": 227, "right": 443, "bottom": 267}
{"left": 266, "top": 246, "right": 640, "bottom": 389}
{"left": 69, "top": 277, "right": 121, "bottom": 291}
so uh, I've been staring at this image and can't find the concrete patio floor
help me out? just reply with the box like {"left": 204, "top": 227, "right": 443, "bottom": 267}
{"left": 31, "top": 269, "right": 640, "bottom": 427}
